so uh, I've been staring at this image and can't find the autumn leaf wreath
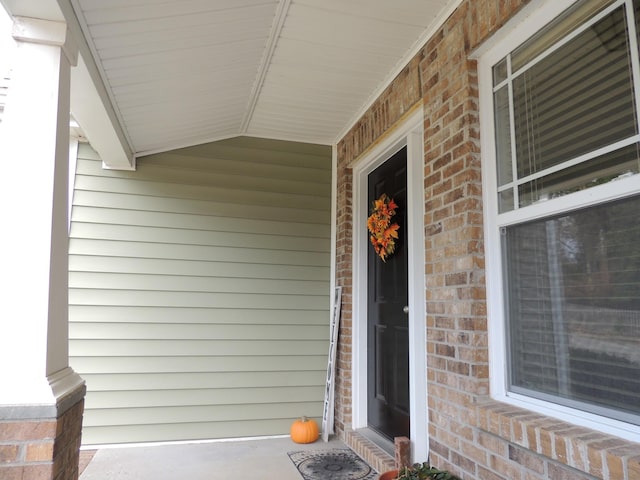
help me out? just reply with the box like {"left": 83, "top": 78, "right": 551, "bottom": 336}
{"left": 367, "top": 193, "right": 399, "bottom": 262}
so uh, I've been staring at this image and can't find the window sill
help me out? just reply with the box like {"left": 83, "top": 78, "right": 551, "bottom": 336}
{"left": 475, "top": 400, "right": 640, "bottom": 480}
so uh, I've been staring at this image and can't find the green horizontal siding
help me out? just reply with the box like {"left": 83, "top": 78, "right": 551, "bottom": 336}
{"left": 69, "top": 223, "right": 329, "bottom": 251}
{"left": 72, "top": 203, "right": 329, "bottom": 236}
{"left": 69, "top": 273, "right": 328, "bottom": 296}
{"left": 78, "top": 371, "right": 326, "bottom": 391}
{"left": 73, "top": 175, "right": 330, "bottom": 212}
{"left": 70, "top": 322, "right": 329, "bottom": 340}
{"left": 82, "top": 403, "right": 322, "bottom": 426}
{"left": 69, "top": 290, "right": 328, "bottom": 309}
{"left": 80, "top": 418, "right": 314, "bottom": 445}
{"left": 84, "top": 386, "right": 325, "bottom": 409}
{"left": 68, "top": 238, "right": 330, "bottom": 265}
{"left": 69, "top": 306, "right": 327, "bottom": 324}
{"left": 69, "top": 257, "right": 328, "bottom": 280}
{"left": 71, "top": 340, "right": 329, "bottom": 357}
{"left": 72, "top": 356, "right": 327, "bottom": 374}
{"left": 75, "top": 161, "right": 330, "bottom": 198}
{"left": 69, "top": 138, "right": 331, "bottom": 445}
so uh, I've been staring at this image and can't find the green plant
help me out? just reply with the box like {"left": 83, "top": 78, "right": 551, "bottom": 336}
{"left": 395, "top": 462, "right": 462, "bottom": 480}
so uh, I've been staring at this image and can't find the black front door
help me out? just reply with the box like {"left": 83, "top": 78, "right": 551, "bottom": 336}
{"left": 367, "top": 146, "right": 410, "bottom": 440}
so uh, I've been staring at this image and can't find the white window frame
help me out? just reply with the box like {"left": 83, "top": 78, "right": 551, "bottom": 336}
{"left": 477, "top": 0, "right": 640, "bottom": 442}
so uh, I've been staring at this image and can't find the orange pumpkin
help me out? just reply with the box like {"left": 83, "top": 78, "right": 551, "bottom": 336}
{"left": 290, "top": 416, "right": 319, "bottom": 444}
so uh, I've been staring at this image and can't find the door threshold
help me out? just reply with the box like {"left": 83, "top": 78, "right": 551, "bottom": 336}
{"left": 344, "top": 429, "right": 395, "bottom": 473}
{"left": 356, "top": 428, "right": 394, "bottom": 456}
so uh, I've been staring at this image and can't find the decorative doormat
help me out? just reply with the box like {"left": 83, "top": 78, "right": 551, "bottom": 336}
{"left": 288, "top": 448, "right": 378, "bottom": 480}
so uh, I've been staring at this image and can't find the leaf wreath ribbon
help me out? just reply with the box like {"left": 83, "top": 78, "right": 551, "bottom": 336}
{"left": 367, "top": 193, "right": 399, "bottom": 262}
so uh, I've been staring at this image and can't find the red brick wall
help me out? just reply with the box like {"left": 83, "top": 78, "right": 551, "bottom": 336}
{"left": 0, "top": 399, "right": 85, "bottom": 480}
{"left": 334, "top": 53, "right": 423, "bottom": 437}
{"left": 334, "top": 1, "right": 640, "bottom": 479}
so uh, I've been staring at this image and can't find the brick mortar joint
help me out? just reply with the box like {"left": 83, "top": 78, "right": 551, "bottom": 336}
{"left": 475, "top": 400, "right": 638, "bottom": 478}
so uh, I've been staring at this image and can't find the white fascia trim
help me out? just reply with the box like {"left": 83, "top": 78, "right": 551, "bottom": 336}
{"left": 59, "top": 0, "right": 135, "bottom": 170}
{"left": 334, "top": 0, "right": 463, "bottom": 144}
{"left": 351, "top": 106, "right": 427, "bottom": 462}
{"left": 70, "top": 54, "right": 135, "bottom": 170}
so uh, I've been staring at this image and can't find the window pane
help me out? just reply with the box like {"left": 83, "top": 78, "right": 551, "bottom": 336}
{"left": 494, "top": 86, "right": 512, "bottom": 186}
{"left": 512, "top": 5, "right": 638, "bottom": 179}
{"left": 493, "top": 57, "right": 508, "bottom": 86}
{"left": 518, "top": 143, "right": 640, "bottom": 207}
{"left": 511, "top": 0, "right": 615, "bottom": 72}
{"left": 498, "top": 188, "right": 514, "bottom": 213}
{"left": 504, "top": 195, "right": 640, "bottom": 422}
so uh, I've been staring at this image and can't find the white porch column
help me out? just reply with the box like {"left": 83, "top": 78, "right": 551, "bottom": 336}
{"left": 0, "top": 16, "right": 84, "bottom": 412}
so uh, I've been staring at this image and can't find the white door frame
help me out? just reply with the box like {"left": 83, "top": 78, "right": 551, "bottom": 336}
{"left": 351, "top": 106, "right": 427, "bottom": 462}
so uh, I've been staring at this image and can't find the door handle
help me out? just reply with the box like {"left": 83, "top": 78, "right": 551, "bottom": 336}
{"left": 403, "top": 306, "right": 409, "bottom": 314}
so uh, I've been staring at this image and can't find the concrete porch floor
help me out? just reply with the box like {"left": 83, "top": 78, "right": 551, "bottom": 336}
{"left": 79, "top": 436, "right": 363, "bottom": 480}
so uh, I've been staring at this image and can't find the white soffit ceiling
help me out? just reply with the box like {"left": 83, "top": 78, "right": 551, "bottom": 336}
{"left": 71, "top": 0, "right": 456, "bottom": 156}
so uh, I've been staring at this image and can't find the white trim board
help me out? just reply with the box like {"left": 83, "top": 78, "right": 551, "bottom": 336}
{"left": 351, "top": 106, "right": 427, "bottom": 462}
{"left": 335, "top": 0, "right": 463, "bottom": 145}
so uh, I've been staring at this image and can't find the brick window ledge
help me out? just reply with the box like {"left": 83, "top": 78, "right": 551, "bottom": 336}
{"left": 475, "top": 400, "right": 640, "bottom": 480}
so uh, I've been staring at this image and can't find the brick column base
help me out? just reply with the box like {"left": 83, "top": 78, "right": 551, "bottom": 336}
{"left": 0, "top": 385, "right": 86, "bottom": 480}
